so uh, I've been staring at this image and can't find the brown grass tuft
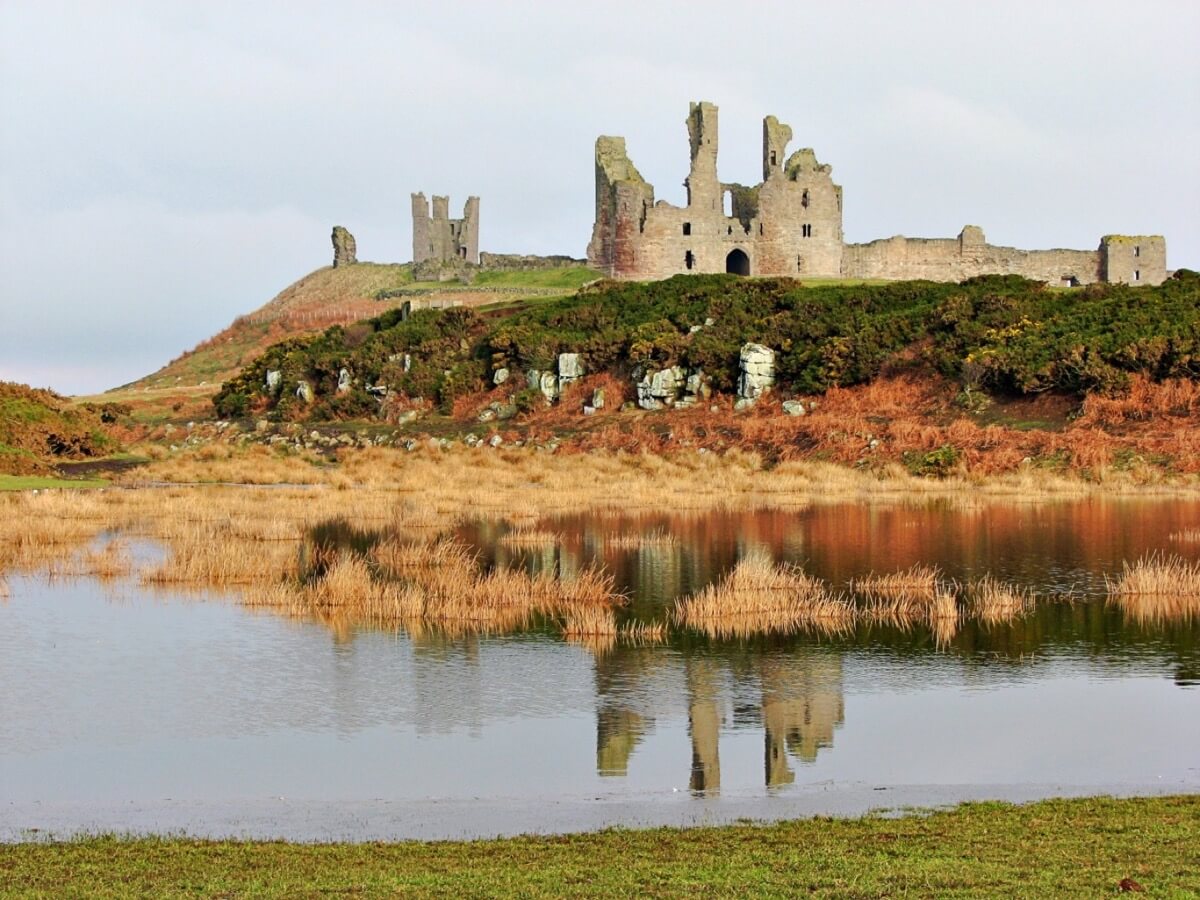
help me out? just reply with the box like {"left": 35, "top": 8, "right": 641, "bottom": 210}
{"left": 1106, "top": 553, "right": 1200, "bottom": 623}
{"left": 969, "top": 575, "right": 1035, "bottom": 624}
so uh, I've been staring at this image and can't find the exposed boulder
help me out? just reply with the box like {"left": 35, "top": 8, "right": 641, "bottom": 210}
{"left": 782, "top": 400, "right": 806, "bottom": 416}
{"left": 265, "top": 370, "right": 282, "bottom": 395}
{"left": 493, "top": 367, "right": 510, "bottom": 385}
{"left": 737, "top": 343, "right": 775, "bottom": 405}
{"left": 337, "top": 368, "right": 352, "bottom": 394}
{"left": 296, "top": 380, "right": 313, "bottom": 403}
{"left": 558, "top": 353, "right": 584, "bottom": 391}
{"left": 331, "top": 226, "right": 357, "bottom": 268}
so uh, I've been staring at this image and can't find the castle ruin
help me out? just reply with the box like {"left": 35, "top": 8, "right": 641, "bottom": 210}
{"left": 588, "top": 101, "right": 1167, "bottom": 286}
{"left": 411, "top": 192, "right": 480, "bottom": 265}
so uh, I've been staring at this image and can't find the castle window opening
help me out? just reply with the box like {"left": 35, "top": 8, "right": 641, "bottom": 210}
{"left": 1134, "top": 270, "right": 1141, "bottom": 281}
{"left": 726, "top": 248, "right": 750, "bottom": 276}
{"left": 801, "top": 190, "right": 809, "bottom": 209}
{"left": 770, "top": 151, "right": 777, "bottom": 166}
{"left": 682, "top": 222, "right": 691, "bottom": 236}
{"left": 802, "top": 224, "right": 813, "bottom": 238}
{"left": 727, "top": 225, "right": 733, "bottom": 235}
{"left": 1135, "top": 245, "right": 1141, "bottom": 257}
{"left": 685, "top": 250, "right": 695, "bottom": 270}
{"left": 796, "top": 255, "right": 804, "bottom": 272}
{"left": 759, "top": 223, "right": 763, "bottom": 235}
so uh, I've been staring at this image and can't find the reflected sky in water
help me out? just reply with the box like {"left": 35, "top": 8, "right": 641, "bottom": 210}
{"left": 2, "top": 498, "right": 1198, "bottom": 814}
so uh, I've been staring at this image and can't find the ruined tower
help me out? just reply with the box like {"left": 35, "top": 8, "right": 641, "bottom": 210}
{"left": 411, "top": 193, "right": 480, "bottom": 265}
{"left": 587, "top": 101, "right": 844, "bottom": 280}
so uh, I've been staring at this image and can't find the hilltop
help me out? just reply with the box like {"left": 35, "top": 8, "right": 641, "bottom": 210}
{"left": 86, "top": 262, "right": 599, "bottom": 422}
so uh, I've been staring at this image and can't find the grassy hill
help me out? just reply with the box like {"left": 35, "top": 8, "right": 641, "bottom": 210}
{"left": 0, "top": 382, "right": 117, "bottom": 476}
{"left": 84, "top": 262, "right": 599, "bottom": 423}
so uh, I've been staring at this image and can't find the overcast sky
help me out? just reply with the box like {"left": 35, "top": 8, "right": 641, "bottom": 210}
{"left": 1, "top": 1, "right": 1197, "bottom": 395}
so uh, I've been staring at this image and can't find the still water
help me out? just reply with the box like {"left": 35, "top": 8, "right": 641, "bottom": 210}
{"left": 2, "top": 498, "right": 1198, "bottom": 839}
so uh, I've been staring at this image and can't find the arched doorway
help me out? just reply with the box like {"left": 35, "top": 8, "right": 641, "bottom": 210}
{"left": 726, "top": 248, "right": 750, "bottom": 276}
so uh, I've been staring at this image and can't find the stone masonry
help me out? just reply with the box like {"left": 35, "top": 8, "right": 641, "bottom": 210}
{"left": 331, "top": 225, "right": 357, "bottom": 267}
{"left": 588, "top": 102, "right": 1167, "bottom": 286}
{"left": 412, "top": 193, "right": 480, "bottom": 265}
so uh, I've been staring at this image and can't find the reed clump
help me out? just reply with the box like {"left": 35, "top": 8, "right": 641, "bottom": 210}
{"left": 854, "top": 563, "right": 943, "bottom": 620}
{"left": 1106, "top": 553, "right": 1200, "bottom": 622}
{"left": 674, "top": 554, "right": 854, "bottom": 638}
{"left": 1168, "top": 528, "right": 1200, "bottom": 543}
{"left": 969, "top": 575, "right": 1035, "bottom": 625}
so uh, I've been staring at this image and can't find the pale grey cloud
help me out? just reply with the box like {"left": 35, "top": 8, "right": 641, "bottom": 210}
{"left": 1, "top": 0, "right": 1197, "bottom": 394}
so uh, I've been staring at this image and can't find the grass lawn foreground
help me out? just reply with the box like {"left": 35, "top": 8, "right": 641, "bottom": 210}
{"left": 1, "top": 796, "right": 1196, "bottom": 897}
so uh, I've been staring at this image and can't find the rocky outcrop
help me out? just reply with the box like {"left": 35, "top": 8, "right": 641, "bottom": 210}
{"left": 527, "top": 369, "right": 559, "bottom": 403}
{"left": 296, "top": 380, "right": 313, "bottom": 403}
{"left": 337, "top": 368, "right": 352, "bottom": 394}
{"left": 265, "top": 370, "right": 281, "bottom": 395}
{"left": 736, "top": 343, "right": 775, "bottom": 408}
{"left": 331, "top": 226, "right": 357, "bottom": 268}
{"left": 636, "top": 366, "right": 685, "bottom": 410}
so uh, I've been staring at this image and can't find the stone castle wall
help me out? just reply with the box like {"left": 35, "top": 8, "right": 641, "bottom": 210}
{"left": 841, "top": 227, "right": 1104, "bottom": 285}
{"left": 588, "top": 102, "right": 1168, "bottom": 286}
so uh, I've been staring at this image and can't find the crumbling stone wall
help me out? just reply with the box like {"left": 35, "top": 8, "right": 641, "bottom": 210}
{"left": 588, "top": 101, "right": 1168, "bottom": 286}
{"left": 412, "top": 192, "right": 479, "bottom": 265}
{"left": 478, "top": 252, "right": 587, "bottom": 270}
{"left": 331, "top": 226, "right": 357, "bottom": 268}
{"left": 588, "top": 103, "right": 843, "bottom": 280}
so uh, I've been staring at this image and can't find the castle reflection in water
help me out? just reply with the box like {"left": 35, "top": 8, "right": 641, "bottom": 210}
{"left": 490, "top": 525, "right": 844, "bottom": 793}
{"left": 594, "top": 644, "right": 843, "bottom": 793}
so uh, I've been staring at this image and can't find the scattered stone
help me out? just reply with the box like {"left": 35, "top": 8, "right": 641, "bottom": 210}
{"left": 704, "top": 317, "right": 715, "bottom": 327}
{"left": 367, "top": 384, "right": 389, "bottom": 397}
{"left": 493, "top": 367, "right": 510, "bottom": 385}
{"left": 403, "top": 354, "right": 412, "bottom": 373}
{"left": 592, "top": 387, "right": 605, "bottom": 409}
{"left": 689, "top": 324, "right": 702, "bottom": 334}
{"left": 489, "top": 434, "right": 503, "bottom": 448}
{"left": 331, "top": 226, "right": 357, "bottom": 267}
{"left": 782, "top": 400, "right": 806, "bottom": 416}
{"left": 255, "top": 419, "right": 271, "bottom": 433}
{"left": 538, "top": 371, "right": 559, "bottom": 402}
{"left": 265, "top": 370, "right": 281, "bottom": 394}
{"left": 296, "top": 380, "right": 313, "bottom": 403}
{"left": 478, "top": 409, "right": 496, "bottom": 423}
{"left": 583, "top": 405, "right": 597, "bottom": 416}
{"left": 337, "top": 368, "right": 352, "bottom": 394}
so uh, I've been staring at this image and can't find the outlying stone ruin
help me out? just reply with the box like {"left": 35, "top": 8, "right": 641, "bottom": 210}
{"left": 588, "top": 101, "right": 1167, "bottom": 286}
{"left": 331, "top": 226, "right": 357, "bottom": 268}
